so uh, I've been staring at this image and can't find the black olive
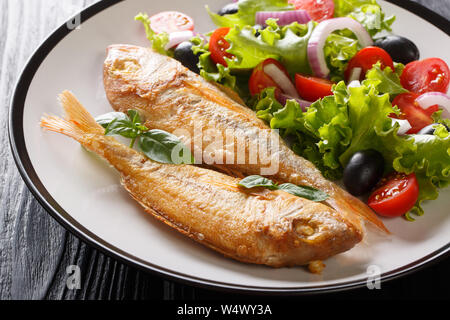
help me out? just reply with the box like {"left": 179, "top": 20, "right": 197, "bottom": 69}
{"left": 374, "top": 35, "right": 420, "bottom": 65}
{"left": 343, "top": 150, "right": 385, "bottom": 196}
{"left": 173, "top": 41, "right": 200, "bottom": 74}
{"left": 254, "top": 24, "right": 264, "bottom": 37}
{"left": 218, "top": 3, "right": 239, "bottom": 16}
{"left": 418, "top": 123, "right": 450, "bottom": 135}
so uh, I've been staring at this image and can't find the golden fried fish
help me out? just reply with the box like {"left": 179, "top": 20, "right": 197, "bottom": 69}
{"left": 40, "top": 91, "right": 363, "bottom": 268}
{"left": 103, "top": 45, "right": 389, "bottom": 234}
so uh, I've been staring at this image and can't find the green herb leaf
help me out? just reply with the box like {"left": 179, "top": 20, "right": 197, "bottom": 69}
{"left": 96, "top": 111, "right": 192, "bottom": 164}
{"left": 139, "top": 130, "right": 194, "bottom": 164}
{"left": 96, "top": 110, "right": 148, "bottom": 141}
{"left": 237, "top": 175, "right": 278, "bottom": 189}
{"left": 278, "top": 184, "right": 329, "bottom": 201}
{"left": 95, "top": 112, "right": 129, "bottom": 128}
{"left": 105, "top": 118, "right": 139, "bottom": 138}
{"left": 237, "top": 175, "right": 329, "bottom": 201}
{"left": 128, "top": 109, "right": 141, "bottom": 125}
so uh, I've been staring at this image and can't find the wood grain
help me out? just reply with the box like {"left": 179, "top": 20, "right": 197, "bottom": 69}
{"left": 0, "top": 0, "right": 449, "bottom": 300}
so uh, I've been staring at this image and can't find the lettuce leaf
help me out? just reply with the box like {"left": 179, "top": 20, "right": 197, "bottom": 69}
{"left": 394, "top": 124, "right": 450, "bottom": 219}
{"left": 224, "top": 20, "right": 316, "bottom": 76}
{"left": 207, "top": 0, "right": 293, "bottom": 28}
{"left": 135, "top": 13, "right": 171, "bottom": 55}
{"left": 324, "top": 32, "right": 361, "bottom": 82}
{"left": 333, "top": 0, "right": 395, "bottom": 37}
{"left": 364, "top": 62, "right": 408, "bottom": 98}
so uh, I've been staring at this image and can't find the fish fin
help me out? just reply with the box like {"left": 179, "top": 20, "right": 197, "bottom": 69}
{"left": 40, "top": 115, "right": 85, "bottom": 142}
{"left": 330, "top": 189, "right": 390, "bottom": 234}
{"left": 58, "top": 91, "right": 104, "bottom": 135}
{"left": 346, "top": 197, "right": 390, "bottom": 234}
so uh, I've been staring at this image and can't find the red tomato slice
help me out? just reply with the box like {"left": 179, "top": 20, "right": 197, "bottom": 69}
{"left": 209, "top": 27, "right": 235, "bottom": 67}
{"left": 400, "top": 58, "right": 450, "bottom": 94}
{"left": 392, "top": 93, "right": 439, "bottom": 134}
{"left": 368, "top": 172, "right": 419, "bottom": 217}
{"left": 345, "top": 46, "right": 394, "bottom": 82}
{"left": 149, "top": 11, "right": 194, "bottom": 34}
{"left": 288, "top": 0, "right": 335, "bottom": 22}
{"left": 248, "top": 58, "right": 285, "bottom": 96}
{"left": 295, "top": 74, "right": 334, "bottom": 101}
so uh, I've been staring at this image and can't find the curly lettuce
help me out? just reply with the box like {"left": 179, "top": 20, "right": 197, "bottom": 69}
{"left": 364, "top": 62, "right": 408, "bottom": 98}
{"left": 394, "top": 123, "right": 450, "bottom": 219}
{"left": 224, "top": 19, "right": 316, "bottom": 76}
{"left": 333, "top": 0, "right": 395, "bottom": 37}
{"left": 324, "top": 32, "right": 361, "bottom": 82}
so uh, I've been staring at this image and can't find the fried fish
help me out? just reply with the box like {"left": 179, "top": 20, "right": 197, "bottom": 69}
{"left": 103, "top": 45, "right": 389, "bottom": 234}
{"left": 40, "top": 91, "right": 363, "bottom": 268}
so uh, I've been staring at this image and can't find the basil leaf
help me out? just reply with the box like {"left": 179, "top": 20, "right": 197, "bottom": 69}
{"left": 237, "top": 175, "right": 329, "bottom": 201}
{"left": 139, "top": 129, "right": 194, "bottom": 164}
{"left": 96, "top": 110, "right": 148, "bottom": 141}
{"left": 105, "top": 118, "right": 139, "bottom": 138}
{"left": 128, "top": 109, "right": 141, "bottom": 125}
{"left": 278, "top": 184, "right": 329, "bottom": 201}
{"left": 237, "top": 175, "right": 278, "bottom": 189}
{"left": 95, "top": 112, "right": 128, "bottom": 128}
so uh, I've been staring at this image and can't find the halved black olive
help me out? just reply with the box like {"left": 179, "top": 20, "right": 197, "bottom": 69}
{"left": 218, "top": 3, "right": 239, "bottom": 16}
{"left": 374, "top": 35, "right": 420, "bottom": 65}
{"left": 173, "top": 41, "right": 200, "bottom": 74}
{"left": 343, "top": 149, "right": 385, "bottom": 196}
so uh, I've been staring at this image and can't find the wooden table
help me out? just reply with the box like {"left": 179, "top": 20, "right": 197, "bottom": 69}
{"left": 1, "top": 0, "right": 449, "bottom": 300}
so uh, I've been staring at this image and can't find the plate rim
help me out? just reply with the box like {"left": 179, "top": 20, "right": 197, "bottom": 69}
{"left": 8, "top": 0, "right": 450, "bottom": 295}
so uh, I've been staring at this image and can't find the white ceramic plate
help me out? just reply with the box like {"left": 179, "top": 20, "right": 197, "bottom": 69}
{"left": 9, "top": 0, "right": 450, "bottom": 293}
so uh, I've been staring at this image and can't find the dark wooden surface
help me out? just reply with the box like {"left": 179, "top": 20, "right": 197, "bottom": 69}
{"left": 1, "top": 0, "right": 449, "bottom": 300}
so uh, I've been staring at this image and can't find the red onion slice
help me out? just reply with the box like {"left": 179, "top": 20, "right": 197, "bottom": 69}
{"left": 164, "top": 30, "right": 195, "bottom": 50}
{"left": 255, "top": 10, "right": 311, "bottom": 26}
{"left": 390, "top": 118, "right": 412, "bottom": 135}
{"left": 193, "top": 31, "right": 208, "bottom": 43}
{"left": 308, "top": 17, "right": 373, "bottom": 78}
{"left": 347, "top": 80, "right": 361, "bottom": 88}
{"left": 348, "top": 67, "right": 362, "bottom": 83}
{"left": 263, "top": 63, "right": 299, "bottom": 98}
{"left": 416, "top": 92, "right": 450, "bottom": 118}
{"left": 278, "top": 94, "right": 313, "bottom": 111}
{"left": 413, "top": 134, "right": 436, "bottom": 143}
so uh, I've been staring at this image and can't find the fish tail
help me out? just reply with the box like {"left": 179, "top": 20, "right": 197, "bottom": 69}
{"left": 58, "top": 90, "right": 104, "bottom": 135}
{"left": 40, "top": 91, "right": 104, "bottom": 144}
{"left": 40, "top": 114, "right": 86, "bottom": 142}
{"left": 345, "top": 195, "right": 390, "bottom": 234}
{"left": 328, "top": 186, "right": 390, "bottom": 234}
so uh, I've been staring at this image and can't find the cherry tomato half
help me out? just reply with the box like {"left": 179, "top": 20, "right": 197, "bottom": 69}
{"left": 149, "top": 11, "right": 194, "bottom": 34}
{"left": 400, "top": 58, "right": 450, "bottom": 94}
{"left": 295, "top": 74, "right": 334, "bottom": 101}
{"left": 248, "top": 58, "right": 289, "bottom": 96}
{"left": 345, "top": 46, "right": 395, "bottom": 82}
{"left": 288, "top": 0, "right": 335, "bottom": 22}
{"left": 209, "top": 27, "right": 234, "bottom": 67}
{"left": 392, "top": 92, "right": 439, "bottom": 134}
{"left": 368, "top": 172, "right": 419, "bottom": 217}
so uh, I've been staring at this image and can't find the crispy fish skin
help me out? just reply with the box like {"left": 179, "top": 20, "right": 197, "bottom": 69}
{"left": 103, "top": 45, "right": 389, "bottom": 233}
{"left": 40, "top": 91, "right": 362, "bottom": 268}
